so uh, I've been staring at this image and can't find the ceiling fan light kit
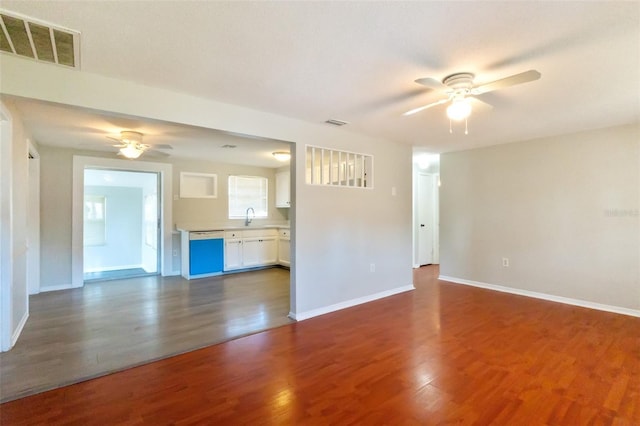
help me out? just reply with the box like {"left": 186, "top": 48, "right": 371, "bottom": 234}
{"left": 404, "top": 69, "right": 541, "bottom": 135}
{"left": 446, "top": 98, "right": 472, "bottom": 121}
{"left": 119, "top": 144, "right": 145, "bottom": 159}
{"left": 112, "top": 131, "right": 150, "bottom": 159}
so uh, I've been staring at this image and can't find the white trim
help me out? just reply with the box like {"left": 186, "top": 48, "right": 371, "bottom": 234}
{"left": 439, "top": 275, "right": 640, "bottom": 318}
{"left": 10, "top": 311, "right": 28, "bottom": 348}
{"left": 39, "top": 284, "right": 74, "bottom": 293}
{"left": 0, "top": 102, "right": 13, "bottom": 351}
{"left": 83, "top": 264, "right": 144, "bottom": 273}
{"left": 72, "top": 156, "right": 173, "bottom": 288}
{"left": 289, "top": 284, "right": 415, "bottom": 321}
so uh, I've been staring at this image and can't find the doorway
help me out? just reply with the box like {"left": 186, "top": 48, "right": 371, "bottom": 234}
{"left": 72, "top": 155, "right": 173, "bottom": 288}
{"left": 83, "top": 169, "right": 160, "bottom": 282}
{"left": 413, "top": 153, "right": 440, "bottom": 268}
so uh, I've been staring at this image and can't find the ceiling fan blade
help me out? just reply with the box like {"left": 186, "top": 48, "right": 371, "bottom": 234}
{"left": 146, "top": 150, "right": 171, "bottom": 158}
{"left": 471, "top": 70, "right": 541, "bottom": 95}
{"left": 153, "top": 144, "right": 173, "bottom": 150}
{"left": 414, "top": 77, "right": 447, "bottom": 90}
{"left": 468, "top": 96, "right": 494, "bottom": 112}
{"left": 403, "top": 98, "right": 449, "bottom": 116}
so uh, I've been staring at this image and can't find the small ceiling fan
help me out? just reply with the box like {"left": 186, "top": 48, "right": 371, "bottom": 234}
{"left": 107, "top": 131, "right": 172, "bottom": 159}
{"left": 403, "top": 69, "right": 541, "bottom": 133}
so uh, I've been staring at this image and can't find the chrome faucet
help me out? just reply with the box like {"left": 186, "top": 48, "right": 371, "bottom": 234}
{"left": 245, "top": 207, "right": 255, "bottom": 226}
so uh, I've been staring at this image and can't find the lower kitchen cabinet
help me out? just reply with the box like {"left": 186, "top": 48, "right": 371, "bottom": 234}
{"left": 243, "top": 237, "right": 278, "bottom": 267}
{"left": 224, "top": 229, "right": 279, "bottom": 271}
{"left": 224, "top": 238, "right": 243, "bottom": 270}
{"left": 278, "top": 229, "right": 290, "bottom": 267}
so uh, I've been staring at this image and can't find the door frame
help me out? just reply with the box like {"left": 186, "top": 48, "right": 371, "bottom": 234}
{"left": 71, "top": 156, "right": 174, "bottom": 288}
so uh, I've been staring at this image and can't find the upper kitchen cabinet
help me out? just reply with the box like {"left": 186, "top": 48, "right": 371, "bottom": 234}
{"left": 275, "top": 170, "right": 290, "bottom": 208}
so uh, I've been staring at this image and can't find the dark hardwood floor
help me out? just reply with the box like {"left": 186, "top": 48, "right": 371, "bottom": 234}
{"left": 1, "top": 265, "right": 639, "bottom": 425}
{"left": 0, "top": 268, "right": 292, "bottom": 402}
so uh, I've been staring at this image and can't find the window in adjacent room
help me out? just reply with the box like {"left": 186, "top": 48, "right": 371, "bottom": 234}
{"left": 228, "top": 175, "right": 268, "bottom": 219}
{"left": 84, "top": 195, "right": 106, "bottom": 246}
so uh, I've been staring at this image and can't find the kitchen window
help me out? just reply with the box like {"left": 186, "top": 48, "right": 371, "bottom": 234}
{"left": 228, "top": 175, "right": 268, "bottom": 219}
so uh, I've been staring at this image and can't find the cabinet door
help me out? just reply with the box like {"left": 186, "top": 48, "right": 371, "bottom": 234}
{"left": 278, "top": 239, "right": 290, "bottom": 266}
{"left": 243, "top": 237, "right": 278, "bottom": 267}
{"left": 275, "top": 171, "right": 290, "bottom": 208}
{"left": 224, "top": 239, "right": 243, "bottom": 271}
{"left": 261, "top": 237, "right": 278, "bottom": 265}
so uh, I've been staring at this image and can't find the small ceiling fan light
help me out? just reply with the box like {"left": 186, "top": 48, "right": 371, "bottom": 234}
{"left": 120, "top": 144, "right": 144, "bottom": 159}
{"left": 272, "top": 151, "right": 291, "bottom": 161}
{"left": 446, "top": 99, "right": 472, "bottom": 121}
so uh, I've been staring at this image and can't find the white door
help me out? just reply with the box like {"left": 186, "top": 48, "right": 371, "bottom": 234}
{"left": 417, "top": 173, "right": 435, "bottom": 266}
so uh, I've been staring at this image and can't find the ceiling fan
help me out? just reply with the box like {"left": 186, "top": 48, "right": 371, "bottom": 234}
{"left": 403, "top": 69, "right": 541, "bottom": 133}
{"left": 107, "top": 131, "right": 172, "bottom": 159}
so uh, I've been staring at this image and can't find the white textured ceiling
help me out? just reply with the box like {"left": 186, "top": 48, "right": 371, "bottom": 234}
{"left": 2, "top": 1, "right": 639, "bottom": 159}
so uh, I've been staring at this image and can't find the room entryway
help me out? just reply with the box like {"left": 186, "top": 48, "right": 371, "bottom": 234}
{"left": 83, "top": 169, "right": 160, "bottom": 282}
{"left": 413, "top": 153, "right": 440, "bottom": 268}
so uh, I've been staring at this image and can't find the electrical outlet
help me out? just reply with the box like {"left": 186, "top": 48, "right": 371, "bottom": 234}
{"left": 502, "top": 258, "right": 509, "bottom": 267}
{"left": 370, "top": 263, "right": 376, "bottom": 272}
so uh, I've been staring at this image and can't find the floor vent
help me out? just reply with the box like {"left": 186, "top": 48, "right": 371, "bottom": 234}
{"left": 0, "top": 10, "right": 80, "bottom": 68}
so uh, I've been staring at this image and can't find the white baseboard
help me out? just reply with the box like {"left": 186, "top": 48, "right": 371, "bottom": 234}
{"left": 290, "top": 284, "right": 415, "bottom": 321}
{"left": 39, "top": 283, "right": 74, "bottom": 293}
{"left": 10, "top": 311, "right": 29, "bottom": 348}
{"left": 84, "top": 264, "right": 143, "bottom": 273}
{"left": 439, "top": 275, "right": 640, "bottom": 318}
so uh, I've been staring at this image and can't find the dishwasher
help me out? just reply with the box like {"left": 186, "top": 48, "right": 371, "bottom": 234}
{"left": 187, "top": 231, "right": 224, "bottom": 278}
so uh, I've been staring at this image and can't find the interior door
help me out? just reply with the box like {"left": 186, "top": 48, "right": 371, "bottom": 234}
{"left": 417, "top": 173, "right": 435, "bottom": 266}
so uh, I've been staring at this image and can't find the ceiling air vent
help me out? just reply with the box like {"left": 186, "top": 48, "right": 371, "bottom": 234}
{"left": 325, "top": 119, "right": 349, "bottom": 126}
{"left": 0, "top": 10, "right": 80, "bottom": 68}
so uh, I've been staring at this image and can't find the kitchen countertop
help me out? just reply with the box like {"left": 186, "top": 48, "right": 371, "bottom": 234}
{"left": 176, "top": 223, "right": 290, "bottom": 232}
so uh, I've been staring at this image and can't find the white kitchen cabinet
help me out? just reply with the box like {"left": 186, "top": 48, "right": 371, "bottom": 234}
{"left": 278, "top": 229, "right": 290, "bottom": 267}
{"left": 224, "top": 238, "right": 243, "bottom": 271}
{"left": 243, "top": 236, "right": 278, "bottom": 267}
{"left": 224, "top": 229, "right": 278, "bottom": 271}
{"left": 275, "top": 170, "right": 290, "bottom": 208}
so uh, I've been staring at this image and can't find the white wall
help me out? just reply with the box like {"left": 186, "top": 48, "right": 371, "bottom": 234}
{"left": 27, "top": 142, "right": 40, "bottom": 295}
{"left": 84, "top": 185, "right": 143, "bottom": 272}
{"left": 440, "top": 123, "right": 640, "bottom": 314}
{"left": 0, "top": 99, "right": 30, "bottom": 351}
{"left": 294, "top": 139, "right": 413, "bottom": 317}
{"left": 1, "top": 55, "right": 414, "bottom": 319}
